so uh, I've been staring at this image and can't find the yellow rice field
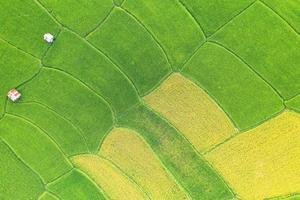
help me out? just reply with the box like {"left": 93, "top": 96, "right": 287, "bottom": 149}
{"left": 144, "top": 73, "right": 237, "bottom": 152}
{"left": 72, "top": 155, "right": 148, "bottom": 200}
{"left": 206, "top": 111, "right": 300, "bottom": 199}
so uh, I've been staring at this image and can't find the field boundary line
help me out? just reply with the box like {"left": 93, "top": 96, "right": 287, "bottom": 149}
{"left": 34, "top": 0, "right": 141, "bottom": 99}
{"left": 34, "top": 0, "right": 76, "bottom": 34}
{"left": 204, "top": 108, "right": 285, "bottom": 155}
{"left": 46, "top": 191, "right": 61, "bottom": 200}
{"left": 69, "top": 153, "right": 150, "bottom": 199}
{"left": 96, "top": 126, "right": 114, "bottom": 153}
{"left": 81, "top": 36, "right": 142, "bottom": 97}
{"left": 12, "top": 101, "right": 90, "bottom": 153}
{"left": 17, "top": 66, "right": 42, "bottom": 90}
{"left": 285, "top": 93, "right": 300, "bottom": 102}
{"left": 180, "top": 41, "right": 207, "bottom": 72}
{"left": 286, "top": 108, "right": 300, "bottom": 117}
{"left": 41, "top": 29, "right": 62, "bottom": 61}
{"left": 42, "top": 66, "right": 116, "bottom": 123}
{"left": 38, "top": 191, "right": 60, "bottom": 200}
{"left": 206, "top": 0, "right": 257, "bottom": 38}
{"left": 85, "top": 5, "right": 115, "bottom": 38}
{"left": 180, "top": 0, "right": 256, "bottom": 71}
{"left": 209, "top": 41, "right": 285, "bottom": 101}
{"left": 5, "top": 113, "right": 74, "bottom": 169}
{"left": 0, "top": 98, "right": 8, "bottom": 120}
{"left": 97, "top": 155, "right": 151, "bottom": 200}
{"left": 259, "top": 0, "right": 300, "bottom": 35}
{"left": 141, "top": 71, "right": 173, "bottom": 97}
{"left": 178, "top": 0, "right": 206, "bottom": 38}
{"left": 0, "top": 137, "right": 46, "bottom": 185}
{"left": 265, "top": 192, "right": 300, "bottom": 200}
{"left": 45, "top": 168, "right": 74, "bottom": 187}
{"left": 0, "top": 36, "right": 40, "bottom": 60}
{"left": 74, "top": 168, "right": 111, "bottom": 200}
{"left": 14, "top": 30, "right": 62, "bottom": 91}
{"left": 120, "top": 6, "right": 173, "bottom": 71}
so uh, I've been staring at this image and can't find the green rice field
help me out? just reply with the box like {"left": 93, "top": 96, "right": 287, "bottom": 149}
{"left": 1, "top": 0, "right": 300, "bottom": 199}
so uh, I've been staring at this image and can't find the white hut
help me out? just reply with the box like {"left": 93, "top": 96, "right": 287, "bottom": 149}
{"left": 7, "top": 89, "right": 21, "bottom": 102}
{"left": 43, "top": 33, "right": 54, "bottom": 43}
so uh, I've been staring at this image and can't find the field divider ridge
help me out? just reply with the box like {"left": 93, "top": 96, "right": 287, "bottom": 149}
{"left": 84, "top": 5, "right": 115, "bottom": 39}
{"left": 5, "top": 113, "right": 74, "bottom": 169}
{"left": 119, "top": 6, "right": 173, "bottom": 71}
{"left": 97, "top": 155, "right": 151, "bottom": 199}
{"left": 17, "top": 101, "right": 90, "bottom": 152}
{"left": 42, "top": 66, "right": 117, "bottom": 124}
{"left": 0, "top": 36, "right": 40, "bottom": 60}
{"left": 203, "top": 107, "right": 286, "bottom": 155}
{"left": 178, "top": 0, "right": 207, "bottom": 38}
{"left": 0, "top": 137, "right": 46, "bottom": 185}
{"left": 180, "top": 0, "right": 257, "bottom": 71}
{"left": 208, "top": 40, "right": 285, "bottom": 101}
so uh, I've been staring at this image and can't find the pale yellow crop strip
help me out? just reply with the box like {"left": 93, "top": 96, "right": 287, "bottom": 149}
{"left": 144, "top": 73, "right": 237, "bottom": 153}
{"left": 99, "top": 128, "right": 190, "bottom": 200}
{"left": 72, "top": 154, "right": 148, "bottom": 200}
{"left": 206, "top": 110, "right": 300, "bottom": 200}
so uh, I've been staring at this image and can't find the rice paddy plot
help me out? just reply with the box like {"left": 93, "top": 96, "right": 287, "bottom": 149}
{"left": 145, "top": 73, "right": 237, "bottom": 152}
{"left": 206, "top": 111, "right": 300, "bottom": 200}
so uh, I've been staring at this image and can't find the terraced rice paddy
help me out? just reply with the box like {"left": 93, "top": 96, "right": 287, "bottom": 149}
{"left": 0, "top": 0, "right": 300, "bottom": 200}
